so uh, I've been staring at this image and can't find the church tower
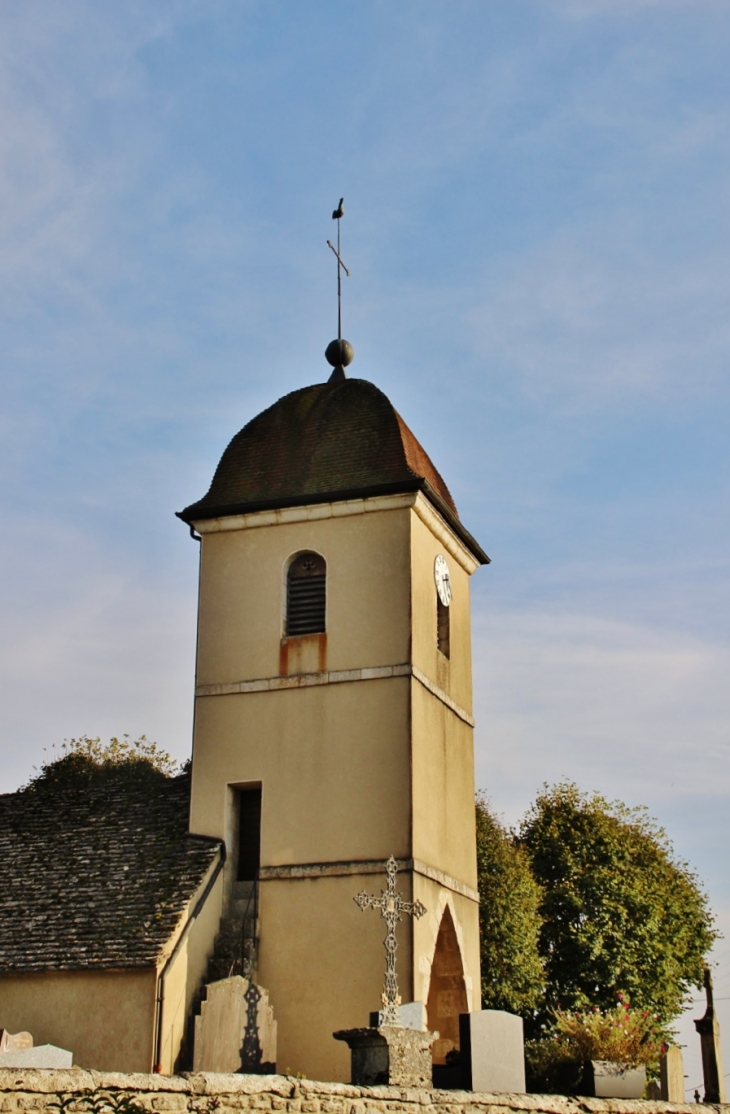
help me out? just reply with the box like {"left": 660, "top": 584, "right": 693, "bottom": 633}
{"left": 179, "top": 368, "right": 489, "bottom": 1082}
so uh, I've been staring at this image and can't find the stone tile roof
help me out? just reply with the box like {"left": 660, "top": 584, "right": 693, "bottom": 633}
{"left": 0, "top": 771, "right": 221, "bottom": 973}
{"left": 180, "top": 379, "right": 457, "bottom": 519}
{"left": 178, "top": 378, "right": 489, "bottom": 564}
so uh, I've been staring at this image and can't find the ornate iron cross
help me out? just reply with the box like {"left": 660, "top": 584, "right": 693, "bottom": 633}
{"left": 354, "top": 855, "right": 427, "bottom": 1026}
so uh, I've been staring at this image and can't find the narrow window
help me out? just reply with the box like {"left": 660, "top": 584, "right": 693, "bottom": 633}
{"left": 286, "top": 552, "right": 326, "bottom": 636}
{"left": 437, "top": 598, "right": 450, "bottom": 659}
{"left": 237, "top": 787, "right": 262, "bottom": 881}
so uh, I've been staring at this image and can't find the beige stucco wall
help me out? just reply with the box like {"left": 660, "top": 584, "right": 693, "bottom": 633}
{"left": 410, "top": 502, "right": 475, "bottom": 715}
{"left": 194, "top": 501, "right": 412, "bottom": 689}
{"left": 155, "top": 856, "right": 225, "bottom": 1075}
{"left": 411, "top": 682, "right": 478, "bottom": 886}
{"left": 189, "top": 492, "right": 484, "bottom": 1082}
{"left": 0, "top": 968, "right": 156, "bottom": 1072}
{"left": 258, "top": 870, "right": 415, "bottom": 1081}
{"left": 191, "top": 678, "right": 411, "bottom": 861}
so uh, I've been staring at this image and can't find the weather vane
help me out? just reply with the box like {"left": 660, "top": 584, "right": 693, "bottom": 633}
{"left": 325, "top": 198, "right": 354, "bottom": 382}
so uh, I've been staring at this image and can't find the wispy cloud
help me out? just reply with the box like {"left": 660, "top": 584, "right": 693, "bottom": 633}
{"left": 473, "top": 602, "right": 730, "bottom": 810}
{"left": 466, "top": 224, "right": 730, "bottom": 414}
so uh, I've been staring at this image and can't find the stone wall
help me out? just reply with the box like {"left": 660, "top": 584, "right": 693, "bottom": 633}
{"left": 0, "top": 1070, "right": 722, "bottom": 1114}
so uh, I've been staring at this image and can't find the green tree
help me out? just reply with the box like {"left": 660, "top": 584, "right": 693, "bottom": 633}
{"left": 22, "top": 734, "right": 182, "bottom": 792}
{"left": 476, "top": 794, "right": 545, "bottom": 1013}
{"left": 518, "top": 782, "right": 717, "bottom": 1035}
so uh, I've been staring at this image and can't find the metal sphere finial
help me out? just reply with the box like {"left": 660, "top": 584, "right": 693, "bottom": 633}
{"left": 325, "top": 338, "right": 354, "bottom": 369}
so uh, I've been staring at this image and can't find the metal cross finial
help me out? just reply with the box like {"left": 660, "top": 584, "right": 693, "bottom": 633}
{"left": 353, "top": 855, "right": 427, "bottom": 1026}
{"left": 327, "top": 198, "right": 350, "bottom": 342}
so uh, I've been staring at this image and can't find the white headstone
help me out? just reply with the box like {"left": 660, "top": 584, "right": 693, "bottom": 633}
{"left": 370, "top": 1001, "right": 427, "bottom": 1031}
{"left": 460, "top": 1010, "right": 525, "bottom": 1093}
{"left": 592, "top": 1061, "right": 646, "bottom": 1098}
{"left": 0, "top": 1045, "right": 73, "bottom": 1069}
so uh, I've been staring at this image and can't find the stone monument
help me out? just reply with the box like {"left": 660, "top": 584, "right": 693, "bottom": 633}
{"left": 0, "top": 1031, "right": 72, "bottom": 1069}
{"left": 660, "top": 1046, "right": 685, "bottom": 1102}
{"left": 193, "top": 976, "right": 277, "bottom": 1073}
{"left": 334, "top": 857, "right": 437, "bottom": 1086}
{"left": 694, "top": 967, "right": 726, "bottom": 1103}
{"left": 459, "top": 1010, "right": 526, "bottom": 1093}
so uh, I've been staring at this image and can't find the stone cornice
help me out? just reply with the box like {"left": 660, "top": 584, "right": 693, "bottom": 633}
{"left": 196, "top": 662, "right": 474, "bottom": 727}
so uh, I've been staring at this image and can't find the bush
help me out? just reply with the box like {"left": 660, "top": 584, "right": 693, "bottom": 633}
{"left": 525, "top": 997, "right": 665, "bottom": 1093}
{"left": 22, "top": 734, "right": 182, "bottom": 792}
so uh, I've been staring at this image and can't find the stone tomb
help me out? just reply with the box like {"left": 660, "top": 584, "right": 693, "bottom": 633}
{"left": 193, "top": 976, "right": 277, "bottom": 1073}
{"left": 333, "top": 1025, "right": 436, "bottom": 1088}
{"left": 459, "top": 1010, "right": 526, "bottom": 1093}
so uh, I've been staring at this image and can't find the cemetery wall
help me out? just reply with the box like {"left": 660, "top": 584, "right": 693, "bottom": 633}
{"left": 0, "top": 1069, "right": 721, "bottom": 1114}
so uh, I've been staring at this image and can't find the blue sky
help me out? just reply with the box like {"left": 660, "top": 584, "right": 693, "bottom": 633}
{"left": 2, "top": 0, "right": 729, "bottom": 1090}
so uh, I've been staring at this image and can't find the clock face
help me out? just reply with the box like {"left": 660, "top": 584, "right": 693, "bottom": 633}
{"left": 434, "top": 554, "right": 452, "bottom": 607}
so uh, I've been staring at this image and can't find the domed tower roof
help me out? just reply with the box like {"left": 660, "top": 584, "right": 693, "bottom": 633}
{"left": 178, "top": 378, "right": 488, "bottom": 563}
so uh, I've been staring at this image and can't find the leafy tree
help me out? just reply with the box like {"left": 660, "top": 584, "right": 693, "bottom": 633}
{"left": 22, "top": 734, "right": 182, "bottom": 792}
{"left": 476, "top": 794, "right": 544, "bottom": 1013}
{"left": 517, "top": 782, "right": 717, "bottom": 1036}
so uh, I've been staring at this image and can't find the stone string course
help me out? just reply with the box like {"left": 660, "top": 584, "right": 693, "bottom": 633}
{"left": 0, "top": 1071, "right": 723, "bottom": 1114}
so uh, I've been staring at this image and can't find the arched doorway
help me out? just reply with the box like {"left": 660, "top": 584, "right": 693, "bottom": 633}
{"left": 426, "top": 906, "right": 468, "bottom": 1064}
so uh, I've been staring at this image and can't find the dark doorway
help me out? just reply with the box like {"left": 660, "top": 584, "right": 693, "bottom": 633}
{"left": 237, "top": 787, "right": 262, "bottom": 881}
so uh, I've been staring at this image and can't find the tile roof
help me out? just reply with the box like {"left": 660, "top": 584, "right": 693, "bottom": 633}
{"left": 0, "top": 771, "right": 221, "bottom": 973}
{"left": 180, "top": 378, "right": 456, "bottom": 515}
{"left": 178, "top": 378, "right": 489, "bottom": 564}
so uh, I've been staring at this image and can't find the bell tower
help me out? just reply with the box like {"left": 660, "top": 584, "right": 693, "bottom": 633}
{"left": 179, "top": 373, "right": 489, "bottom": 1082}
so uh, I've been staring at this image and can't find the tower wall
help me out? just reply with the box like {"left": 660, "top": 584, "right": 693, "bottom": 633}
{"left": 189, "top": 492, "right": 481, "bottom": 1081}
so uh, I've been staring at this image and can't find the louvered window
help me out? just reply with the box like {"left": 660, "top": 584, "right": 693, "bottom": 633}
{"left": 286, "top": 552, "right": 326, "bottom": 636}
{"left": 437, "top": 597, "right": 450, "bottom": 658}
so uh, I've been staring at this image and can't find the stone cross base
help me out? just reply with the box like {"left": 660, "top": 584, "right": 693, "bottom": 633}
{"left": 333, "top": 1026, "right": 436, "bottom": 1088}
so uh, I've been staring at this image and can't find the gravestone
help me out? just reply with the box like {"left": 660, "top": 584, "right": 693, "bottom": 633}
{"left": 369, "top": 1001, "right": 427, "bottom": 1031}
{"left": 660, "top": 1046, "right": 685, "bottom": 1102}
{"left": 333, "top": 1025, "right": 436, "bottom": 1087}
{"left": 591, "top": 1061, "right": 646, "bottom": 1098}
{"left": 193, "top": 976, "right": 276, "bottom": 1073}
{"left": 0, "top": 1031, "right": 33, "bottom": 1053}
{"left": 695, "top": 968, "right": 726, "bottom": 1104}
{"left": 459, "top": 1010, "right": 526, "bottom": 1093}
{"left": 0, "top": 1044, "right": 72, "bottom": 1069}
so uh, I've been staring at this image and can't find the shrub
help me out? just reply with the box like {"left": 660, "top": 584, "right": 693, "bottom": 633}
{"left": 22, "top": 734, "right": 182, "bottom": 792}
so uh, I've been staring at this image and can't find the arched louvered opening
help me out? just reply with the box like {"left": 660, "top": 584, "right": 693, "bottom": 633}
{"left": 286, "top": 552, "right": 326, "bottom": 636}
